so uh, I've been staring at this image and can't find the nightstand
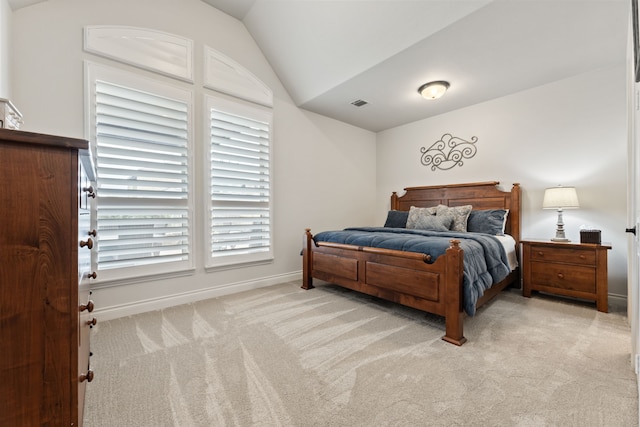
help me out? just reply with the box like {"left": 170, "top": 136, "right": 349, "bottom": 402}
{"left": 521, "top": 239, "right": 611, "bottom": 312}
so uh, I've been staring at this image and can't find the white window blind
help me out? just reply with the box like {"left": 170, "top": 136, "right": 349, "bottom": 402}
{"left": 87, "top": 63, "right": 193, "bottom": 280}
{"left": 206, "top": 95, "right": 273, "bottom": 267}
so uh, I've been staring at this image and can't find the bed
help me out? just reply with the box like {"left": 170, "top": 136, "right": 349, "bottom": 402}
{"left": 301, "top": 181, "right": 521, "bottom": 345}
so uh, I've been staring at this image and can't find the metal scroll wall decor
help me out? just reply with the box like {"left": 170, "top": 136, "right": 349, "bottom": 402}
{"left": 420, "top": 133, "right": 478, "bottom": 171}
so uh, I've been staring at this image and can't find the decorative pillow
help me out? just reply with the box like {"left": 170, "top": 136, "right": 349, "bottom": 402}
{"left": 467, "top": 209, "right": 509, "bottom": 235}
{"left": 383, "top": 210, "right": 409, "bottom": 228}
{"left": 435, "top": 204, "right": 472, "bottom": 232}
{"left": 407, "top": 206, "right": 452, "bottom": 231}
{"left": 406, "top": 206, "right": 436, "bottom": 228}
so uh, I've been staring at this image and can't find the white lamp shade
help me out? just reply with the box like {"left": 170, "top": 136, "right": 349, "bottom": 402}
{"left": 542, "top": 186, "right": 579, "bottom": 209}
{"left": 418, "top": 81, "right": 449, "bottom": 100}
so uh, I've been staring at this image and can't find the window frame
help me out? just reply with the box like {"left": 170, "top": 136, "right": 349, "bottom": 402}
{"left": 85, "top": 61, "right": 195, "bottom": 284}
{"left": 204, "top": 92, "right": 274, "bottom": 270}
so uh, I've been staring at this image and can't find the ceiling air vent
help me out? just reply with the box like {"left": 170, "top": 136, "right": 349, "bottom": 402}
{"left": 350, "top": 99, "right": 368, "bottom": 107}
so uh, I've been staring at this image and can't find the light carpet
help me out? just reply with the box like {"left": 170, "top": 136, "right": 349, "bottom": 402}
{"left": 84, "top": 281, "right": 637, "bottom": 426}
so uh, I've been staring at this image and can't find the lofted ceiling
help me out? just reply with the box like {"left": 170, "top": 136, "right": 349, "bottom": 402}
{"left": 9, "top": 0, "right": 631, "bottom": 132}
{"left": 203, "top": 0, "right": 630, "bottom": 132}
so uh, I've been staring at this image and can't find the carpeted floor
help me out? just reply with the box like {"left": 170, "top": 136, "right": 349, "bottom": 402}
{"left": 84, "top": 281, "right": 637, "bottom": 426}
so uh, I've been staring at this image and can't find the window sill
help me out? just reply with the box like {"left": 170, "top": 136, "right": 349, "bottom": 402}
{"left": 205, "top": 258, "right": 274, "bottom": 273}
{"left": 91, "top": 267, "right": 196, "bottom": 290}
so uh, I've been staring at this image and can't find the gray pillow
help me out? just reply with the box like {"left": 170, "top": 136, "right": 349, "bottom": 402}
{"left": 383, "top": 210, "right": 409, "bottom": 228}
{"left": 435, "top": 204, "right": 473, "bottom": 232}
{"left": 407, "top": 206, "right": 452, "bottom": 231}
{"left": 467, "top": 209, "right": 509, "bottom": 235}
{"left": 406, "top": 206, "right": 436, "bottom": 228}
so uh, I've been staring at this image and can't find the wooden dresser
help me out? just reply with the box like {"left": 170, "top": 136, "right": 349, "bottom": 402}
{"left": 521, "top": 239, "right": 611, "bottom": 312}
{"left": 0, "top": 129, "right": 97, "bottom": 426}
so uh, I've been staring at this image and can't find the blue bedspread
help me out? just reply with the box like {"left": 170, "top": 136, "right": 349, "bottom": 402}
{"left": 313, "top": 227, "right": 511, "bottom": 316}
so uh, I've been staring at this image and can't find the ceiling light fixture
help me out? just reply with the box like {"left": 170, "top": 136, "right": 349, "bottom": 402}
{"left": 418, "top": 81, "right": 450, "bottom": 100}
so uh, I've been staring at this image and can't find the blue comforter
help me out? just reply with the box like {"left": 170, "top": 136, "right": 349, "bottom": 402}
{"left": 313, "top": 227, "right": 511, "bottom": 316}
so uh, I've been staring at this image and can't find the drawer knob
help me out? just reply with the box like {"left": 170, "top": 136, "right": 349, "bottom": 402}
{"left": 79, "top": 370, "right": 94, "bottom": 383}
{"left": 537, "top": 251, "right": 544, "bottom": 257}
{"left": 86, "top": 272, "right": 97, "bottom": 280}
{"left": 557, "top": 273, "right": 564, "bottom": 279}
{"left": 80, "top": 300, "right": 94, "bottom": 313}
{"left": 83, "top": 186, "right": 96, "bottom": 198}
{"left": 579, "top": 255, "right": 586, "bottom": 260}
{"left": 79, "top": 238, "right": 93, "bottom": 250}
{"left": 87, "top": 317, "right": 97, "bottom": 327}
{"left": 88, "top": 229, "right": 97, "bottom": 237}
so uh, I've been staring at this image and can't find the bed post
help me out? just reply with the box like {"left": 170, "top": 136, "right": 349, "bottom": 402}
{"left": 510, "top": 183, "right": 521, "bottom": 247}
{"left": 510, "top": 183, "right": 522, "bottom": 287}
{"left": 302, "top": 228, "right": 314, "bottom": 289}
{"left": 390, "top": 192, "right": 399, "bottom": 210}
{"left": 442, "top": 240, "right": 467, "bottom": 346}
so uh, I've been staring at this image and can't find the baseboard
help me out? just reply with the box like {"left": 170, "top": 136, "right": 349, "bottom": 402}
{"left": 94, "top": 271, "right": 302, "bottom": 321}
{"left": 92, "top": 274, "right": 630, "bottom": 322}
{"left": 609, "top": 292, "right": 628, "bottom": 310}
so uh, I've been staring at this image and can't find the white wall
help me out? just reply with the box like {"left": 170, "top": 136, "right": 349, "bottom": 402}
{"left": 0, "top": 0, "right": 11, "bottom": 98}
{"left": 377, "top": 65, "right": 629, "bottom": 301}
{"left": 10, "top": 0, "right": 377, "bottom": 319}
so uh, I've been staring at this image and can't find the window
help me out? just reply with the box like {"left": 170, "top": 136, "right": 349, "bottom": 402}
{"left": 86, "top": 63, "right": 194, "bottom": 281}
{"left": 205, "top": 94, "right": 273, "bottom": 268}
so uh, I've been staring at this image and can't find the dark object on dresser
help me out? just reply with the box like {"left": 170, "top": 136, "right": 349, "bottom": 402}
{"left": 580, "top": 229, "right": 602, "bottom": 244}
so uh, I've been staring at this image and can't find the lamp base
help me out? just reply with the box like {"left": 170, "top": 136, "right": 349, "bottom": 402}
{"left": 551, "top": 209, "right": 570, "bottom": 243}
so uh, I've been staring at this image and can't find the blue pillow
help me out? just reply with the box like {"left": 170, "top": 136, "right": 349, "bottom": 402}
{"left": 384, "top": 210, "right": 409, "bottom": 228}
{"left": 466, "top": 209, "right": 509, "bottom": 235}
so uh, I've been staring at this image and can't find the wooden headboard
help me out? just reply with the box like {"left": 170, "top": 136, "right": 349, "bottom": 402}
{"left": 390, "top": 181, "right": 521, "bottom": 246}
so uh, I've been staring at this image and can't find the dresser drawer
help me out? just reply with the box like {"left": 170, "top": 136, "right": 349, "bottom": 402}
{"left": 530, "top": 262, "right": 596, "bottom": 293}
{"left": 529, "top": 245, "right": 595, "bottom": 266}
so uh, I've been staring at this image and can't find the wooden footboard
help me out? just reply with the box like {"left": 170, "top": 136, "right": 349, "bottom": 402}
{"left": 302, "top": 228, "right": 467, "bottom": 345}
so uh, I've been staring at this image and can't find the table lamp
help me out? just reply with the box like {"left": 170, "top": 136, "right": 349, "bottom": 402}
{"left": 542, "top": 185, "right": 579, "bottom": 242}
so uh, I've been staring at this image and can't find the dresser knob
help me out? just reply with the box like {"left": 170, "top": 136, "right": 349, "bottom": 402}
{"left": 80, "top": 300, "right": 94, "bottom": 313}
{"left": 86, "top": 272, "right": 97, "bottom": 280}
{"left": 579, "top": 255, "right": 586, "bottom": 259}
{"left": 79, "top": 238, "right": 93, "bottom": 249}
{"left": 537, "top": 251, "right": 544, "bottom": 256}
{"left": 79, "top": 370, "right": 94, "bottom": 383}
{"left": 82, "top": 186, "right": 96, "bottom": 199}
{"left": 557, "top": 273, "right": 564, "bottom": 279}
{"left": 87, "top": 317, "right": 97, "bottom": 327}
{"left": 88, "top": 229, "right": 97, "bottom": 237}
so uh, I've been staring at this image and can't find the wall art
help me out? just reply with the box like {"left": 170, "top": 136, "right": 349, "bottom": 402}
{"left": 420, "top": 133, "right": 478, "bottom": 171}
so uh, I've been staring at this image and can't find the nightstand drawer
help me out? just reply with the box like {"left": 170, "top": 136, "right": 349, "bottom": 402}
{"left": 530, "top": 262, "right": 596, "bottom": 293}
{"left": 529, "top": 245, "right": 595, "bottom": 266}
